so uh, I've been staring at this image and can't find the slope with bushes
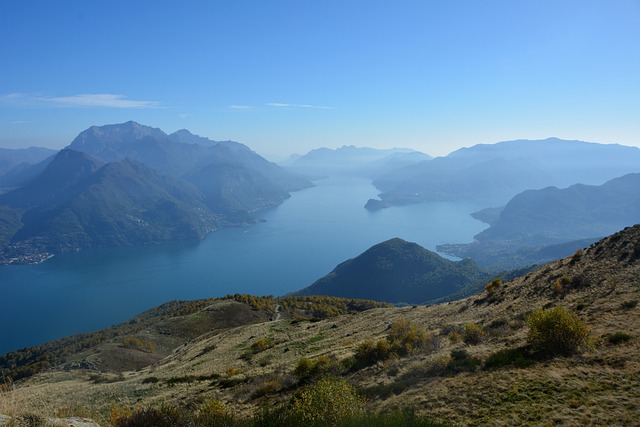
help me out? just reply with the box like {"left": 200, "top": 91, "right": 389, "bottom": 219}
{"left": 2, "top": 225, "right": 639, "bottom": 426}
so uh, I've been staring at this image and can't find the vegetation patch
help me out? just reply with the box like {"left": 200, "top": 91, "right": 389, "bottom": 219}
{"left": 352, "top": 318, "right": 438, "bottom": 369}
{"left": 607, "top": 332, "right": 632, "bottom": 345}
{"left": 484, "top": 348, "right": 534, "bottom": 370}
{"left": 527, "top": 306, "right": 590, "bottom": 358}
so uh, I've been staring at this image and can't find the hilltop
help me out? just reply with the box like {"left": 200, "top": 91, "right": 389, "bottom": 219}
{"left": 2, "top": 224, "right": 639, "bottom": 425}
{"left": 293, "top": 237, "right": 490, "bottom": 304}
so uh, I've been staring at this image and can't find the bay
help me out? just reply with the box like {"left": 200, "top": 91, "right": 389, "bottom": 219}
{"left": 0, "top": 176, "right": 487, "bottom": 354}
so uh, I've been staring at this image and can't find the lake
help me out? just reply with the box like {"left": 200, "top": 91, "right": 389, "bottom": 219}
{"left": 0, "top": 176, "right": 487, "bottom": 354}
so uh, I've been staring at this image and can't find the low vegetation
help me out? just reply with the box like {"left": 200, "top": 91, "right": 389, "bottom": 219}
{"left": 2, "top": 224, "right": 640, "bottom": 426}
{"left": 526, "top": 306, "right": 590, "bottom": 357}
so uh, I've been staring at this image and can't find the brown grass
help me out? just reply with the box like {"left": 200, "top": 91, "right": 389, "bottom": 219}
{"left": 2, "top": 227, "right": 640, "bottom": 425}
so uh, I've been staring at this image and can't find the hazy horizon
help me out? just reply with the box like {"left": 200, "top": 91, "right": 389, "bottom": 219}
{"left": 1, "top": 1, "right": 639, "bottom": 161}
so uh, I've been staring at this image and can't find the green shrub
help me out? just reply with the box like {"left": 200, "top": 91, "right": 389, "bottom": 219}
{"left": 527, "top": 306, "right": 590, "bottom": 357}
{"left": 287, "top": 377, "right": 365, "bottom": 425}
{"left": 608, "top": 332, "right": 632, "bottom": 345}
{"left": 621, "top": 300, "right": 638, "bottom": 310}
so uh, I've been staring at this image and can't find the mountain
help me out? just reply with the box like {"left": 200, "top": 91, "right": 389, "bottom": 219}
{"left": 0, "top": 122, "right": 315, "bottom": 262}
{"left": 438, "top": 173, "right": 640, "bottom": 270}
{"left": 368, "top": 138, "right": 640, "bottom": 208}
{"left": 285, "top": 145, "right": 431, "bottom": 178}
{"left": 2, "top": 225, "right": 639, "bottom": 425}
{"left": 67, "top": 121, "right": 312, "bottom": 192}
{"left": 0, "top": 149, "right": 217, "bottom": 261}
{"left": 185, "top": 162, "right": 290, "bottom": 216}
{"left": 292, "top": 237, "right": 489, "bottom": 304}
{"left": 0, "top": 147, "right": 57, "bottom": 176}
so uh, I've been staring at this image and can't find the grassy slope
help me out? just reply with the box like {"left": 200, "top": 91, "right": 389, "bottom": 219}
{"left": 2, "top": 226, "right": 639, "bottom": 426}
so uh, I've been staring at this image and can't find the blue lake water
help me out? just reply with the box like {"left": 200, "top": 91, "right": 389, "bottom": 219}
{"left": 0, "top": 177, "right": 487, "bottom": 354}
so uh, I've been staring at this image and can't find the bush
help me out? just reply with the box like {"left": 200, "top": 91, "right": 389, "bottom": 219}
{"left": 352, "top": 318, "right": 436, "bottom": 369}
{"left": 462, "top": 323, "right": 484, "bottom": 345}
{"left": 121, "top": 336, "right": 156, "bottom": 352}
{"left": 287, "top": 377, "right": 365, "bottom": 425}
{"left": 484, "top": 348, "right": 534, "bottom": 369}
{"left": 485, "top": 278, "right": 502, "bottom": 294}
{"left": 608, "top": 332, "right": 632, "bottom": 345}
{"left": 294, "top": 355, "right": 342, "bottom": 382}
{"left": 527, "top": 306, "right": 590, "bottom": 357}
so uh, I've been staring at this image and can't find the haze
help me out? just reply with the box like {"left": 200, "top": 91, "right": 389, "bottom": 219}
{"left": 1, "top": 0, "right": 639, "bottom": 160}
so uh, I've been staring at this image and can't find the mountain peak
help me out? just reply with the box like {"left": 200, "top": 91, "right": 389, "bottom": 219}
{"left": 69, "top": 121, "right": 169, "bottom": 153}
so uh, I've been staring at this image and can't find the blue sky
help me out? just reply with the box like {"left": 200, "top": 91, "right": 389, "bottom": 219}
{"left": 1, "top": 0, "right": 639, "bottom": 160}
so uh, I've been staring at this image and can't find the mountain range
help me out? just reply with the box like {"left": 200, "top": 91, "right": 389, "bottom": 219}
{"left": 367, "top": 138, "right": 640, "bottom": 208}
{"left": 0, "top": 122, "right": 312, "bottom": 263}
{"left": 283, "top": 145, "right": 432, "bottom": 178}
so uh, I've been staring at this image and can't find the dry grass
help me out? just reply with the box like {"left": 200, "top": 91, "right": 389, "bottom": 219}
{"left": 2, "top": 226, "right": 640, "bottom": 426}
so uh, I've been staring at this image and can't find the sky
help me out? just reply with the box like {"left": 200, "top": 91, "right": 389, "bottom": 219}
{"left": 1, "top": 0, "right": 639, "bottom": 161}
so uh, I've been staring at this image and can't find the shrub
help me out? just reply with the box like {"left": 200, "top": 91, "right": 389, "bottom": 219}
{"left": 250, "top": 338, "right": 273, "bottom": 354}
{"left": 294, "top": 355, "right": 342, "bottom": 382}
{"left": 448, "top": 331, "right": 462, "bottom": 344}
{"left": 608, "top": 332, "right": 632, "bottom": 345}
{"left": 446, "top": 349, "right": 481, "bottom": 374}
{"left": 484, "top": 348, "right": 534, "bottom": 369}
{"left": 485, "top": 278, "right": 502, "bottom": 294}
{"left": 527, "top": 306, "right": 590, "bottom": 357}
{"left": 571, "top": 249, "right": 583, "bottom": 262}
{"left": 287, "top": 377, "right": 365, "bottom": 425}
{"left": 388, "top": 318, "right": 433, "bottom": 356}
{"left": 121, "top": 336, "right": 156, "bottom": 352}
{"left": 352, "top": 318, "right": 436, "bottom": 369}
{"left": 621, "top": 300, "right": 638, "bottom": 310}
{"left": 462, "top": 323, "right": 484, "bottom": 345}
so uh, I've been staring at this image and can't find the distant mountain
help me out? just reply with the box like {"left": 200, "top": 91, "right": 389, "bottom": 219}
{"left": 0, "top": 147, "right": 58, "bottom": 192}
{"left": 292, "top": 238, "right": 488, "bottom": 304}
{"left": 285, "top": 145, "right": 431, "bottom": 178}
{"left": 438, "top": 173, "right": 640, "bottom": 270}
{"left": 67, "top": 121, "right": 311, "bottom": 192}
{"left": 0, "top": 147, "right": 57, "bottom": 176}
{"left": 0, "top": 149, "right": 217, "bottom": 262}
{"left": 368, "top": 138, "right": 640, "bottom": 208}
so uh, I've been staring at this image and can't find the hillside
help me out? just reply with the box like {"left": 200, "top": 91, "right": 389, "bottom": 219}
{"left": 438, "top": 173, "right": 640, "bottom": 270}
{"left": 3, "top": 225, "right": 638, "bottom": 425}
{"left": 293, "top": 238, "right": 489, "bottom": 304}
{"left": 368, "top": 138, "right": 640, "bottom": 208}
{"left": 0, "top": 150, "right": 218, "bottom": 262}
